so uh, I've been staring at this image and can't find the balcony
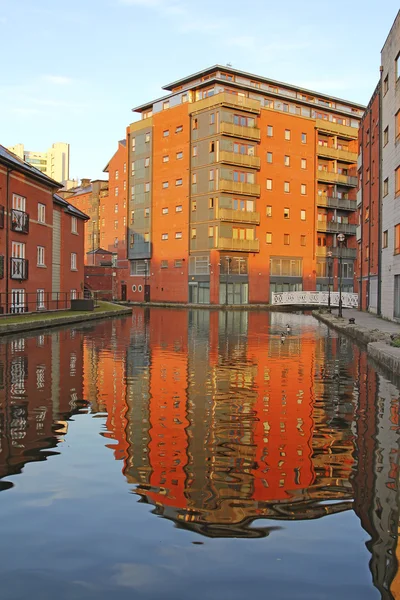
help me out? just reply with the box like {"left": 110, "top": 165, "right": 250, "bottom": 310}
{"left": 10, "top": 257, "right": 29, "bottom": 280}
{"left": 189, "top": 92, "right": 261, "bottom": 115}
{"left": 219, "top": 179, "right": 261, "bottom": 197}
{"left": 11, "top": 209, "right": 29, "bottom": 233}
{"left": 316, "top": 196, "right": 357, "bottom": 211}
{"left": 316, "top": 145, "right": 357, "bottom": 163}
{"left": 219, "top": 150, "right": 261, "bottom": 169}
{"left": 317, "top": 221, "right": 357, "bottom": 235}
{"left": 0, "top": 206, "right": 4, "bottom": 229}
{"left": 316, "top": 247, "right": 357, "bottom": 259}
{"left": 220, "top": 122, "right": 261, "bottom": 142}
{"left": 217, "top": 237, "right": 260, "bottom": 252}
{"left": 217, "top": 207, "right": 260, "bottom": 224}
{"left": 317, "top": 170, "right": 358, "bottom": 187}
{"left": 316, "top": 119, "right": 359, "bottom": 140}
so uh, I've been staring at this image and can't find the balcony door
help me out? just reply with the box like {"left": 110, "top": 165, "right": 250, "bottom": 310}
{"left": 12, "top": 194, "right": 25, "bottom": 211}
{"left": 11, "top": 289, "right": 25, "bottom": 314}
{"left": 12, "top": 242, "right": 25, "bottom": 258}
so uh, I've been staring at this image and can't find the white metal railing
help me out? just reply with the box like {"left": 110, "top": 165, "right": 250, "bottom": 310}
{"left": 271, "top": 291, "right": 358, "bottom": 308}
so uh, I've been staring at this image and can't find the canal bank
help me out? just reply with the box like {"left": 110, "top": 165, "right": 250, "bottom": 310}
{"left": 313, "top": 309, "right": 400, "bottom": 377}
{"left": 0, "top": 301, "right": 132, "bottom": 337}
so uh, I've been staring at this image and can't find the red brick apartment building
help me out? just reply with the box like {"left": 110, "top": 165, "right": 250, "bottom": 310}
{"left": 0, "top": 146, "right": 88, "bottom": 313}
{"left": 123, "top": 65, "right": 364, "bottom": 304}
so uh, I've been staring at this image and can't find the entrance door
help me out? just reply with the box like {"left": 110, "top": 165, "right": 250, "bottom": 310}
{"left": 11, "top": 289, "right": 25, "bottom": 314}
{"left": 144, "top": 284, "right": 150, "bottom": 303}
{"left": 121, "top": 283, "right": 127, "bottom": 301}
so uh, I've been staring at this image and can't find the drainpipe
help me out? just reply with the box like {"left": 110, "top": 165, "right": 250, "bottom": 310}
{"left": 5, "top": 168, "right": 11, "bottom": 314}
{"left": 359, "top": 122, "right": 364, "bottom": 311}
{"left": 377, "top": 74, "right": 383, "bottom": 316}
{"left": 367, "top": 100, "right": 372, "bottom": 311}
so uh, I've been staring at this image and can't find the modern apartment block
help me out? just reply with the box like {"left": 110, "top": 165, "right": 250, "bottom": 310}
{"left": 126, "top": 65, "right": 363, "bottom": 304}
{"left": 0, "top": 146, "right": 88, "bottom": 313}
{"left": 7, "top": 142, "right": 76, "bottom": 187}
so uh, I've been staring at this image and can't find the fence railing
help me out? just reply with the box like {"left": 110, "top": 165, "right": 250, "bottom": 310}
{"left": 0, "top": 291, "right": 91, "bottom": 315}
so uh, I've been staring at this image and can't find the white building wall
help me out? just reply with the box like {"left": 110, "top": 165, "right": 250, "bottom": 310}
{"left": 381, "top": 12, "right": 400, "bottom": 320}
{"left": 6, "top": 142, "right": 71, "bottom": 185}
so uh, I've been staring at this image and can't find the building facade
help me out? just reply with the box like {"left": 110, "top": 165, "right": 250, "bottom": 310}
{"left": 7, "top": 142, "right": 76, "bottom": 187}
{"left": 126, "top": 66, "right": 363, "bottom": 304}
{"left": 0, "top": 145, "right": 88, "bottom": 313}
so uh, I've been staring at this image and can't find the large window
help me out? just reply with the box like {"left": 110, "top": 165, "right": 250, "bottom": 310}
{"left": 270, "top": 257, "right": 302, "bottom": 277}
{"left": 130, "top": 260, "right": 148, "bottom": 276}
{"left": 189, "top": 255, "right": 209, "bottom": 275}
{"left": 219, "top": 256, "right": 248, "bottom": 275}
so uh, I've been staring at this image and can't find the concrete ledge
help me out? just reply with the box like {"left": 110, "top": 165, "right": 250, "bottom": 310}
{"left": 0, "top": 305, "right": 132, "bottom": 337}
{"left": 368, "top": 342, "right": 400, "bottom": 377}
{"left": 119, "top": 301, "right": 299, "bottom": 311}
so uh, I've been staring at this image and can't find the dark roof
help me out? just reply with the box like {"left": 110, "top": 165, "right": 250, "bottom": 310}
{"left": 119, "top": 139, "right": 126, "bottom": 147}
{"left": 86, "top": 247, "right": 114, "bottom": 255}
{"left": 69, "top": 184, "right": 93, "bottom": 196}
{"left": 0, "top": 145, "right": 61, "bottom": 188}
{"left": 53, "top": 193, "right": 89, "bottom": 221}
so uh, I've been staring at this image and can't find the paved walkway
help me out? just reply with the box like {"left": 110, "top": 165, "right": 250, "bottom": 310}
{"left": 337, "top": 308, "right": 400, "bottom": 335}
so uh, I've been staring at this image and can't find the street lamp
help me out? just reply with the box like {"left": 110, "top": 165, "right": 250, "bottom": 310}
{"left": 225, "top": 257, "right": 232, "bottom": 306}
{"left": 337, "top": 233, "right": 345, "bottom": 318}
{"left": 144, "top": 259, "right": 148, "bottom": 302}
{"left": 327, "top": 250, "right": 333, "bottom": 313}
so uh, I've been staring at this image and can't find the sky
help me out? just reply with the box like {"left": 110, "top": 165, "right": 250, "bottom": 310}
{"left": 0, "top": 0, "right": 398, "bottom": 181}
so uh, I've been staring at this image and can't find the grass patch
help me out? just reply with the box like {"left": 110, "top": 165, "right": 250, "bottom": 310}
{"left": 0, "top": 301, "right": 127, "bottom": 326}
{"left": 391, "top": 338, "right": 400, "bottom": 348}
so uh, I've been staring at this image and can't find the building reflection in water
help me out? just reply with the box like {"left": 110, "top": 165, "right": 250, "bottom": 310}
{"left": 0, "top": 309, "right": 399, "bottom": 597}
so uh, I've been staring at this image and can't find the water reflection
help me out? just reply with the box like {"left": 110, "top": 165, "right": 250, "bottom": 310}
{"left": 0, "top": 309, "right": 399, "bottom": 598}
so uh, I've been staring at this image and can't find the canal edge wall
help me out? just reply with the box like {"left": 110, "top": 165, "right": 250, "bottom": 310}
{"left": 313, "top": 310, "right": 400, "bottom": 377}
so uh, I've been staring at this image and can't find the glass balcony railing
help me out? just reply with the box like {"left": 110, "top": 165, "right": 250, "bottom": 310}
{"left": 316, "top": 196, "right": 357, "bottom": 211}
{"left": 316, "top": 145, "right": 357, "bottom": 162}
{"left": 219, "top": 150, "right": 261, "bottom": 169}
{"left": 220, "top": 122, "right": 261, "bottom": 141}
{"left": 217, "top": 208, "right": 260, "bottom": 224}
{"left": 217, "top": 237, "right": 260, "bottom": 252}
{"left": 317, "top": 171, "right": 358, "bottom": 187}
{"left": 316, "top": 222, "right": 357, "bottom": 235}
{"left": 219, "top": 179, "right": 261, "bottom": 196}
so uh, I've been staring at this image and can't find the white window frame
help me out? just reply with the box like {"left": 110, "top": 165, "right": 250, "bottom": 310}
{"left": 37, "top": 246, "right": 45, "bottom": 266}
{"left": 38, "top": 203, "right": 46, "bottom": 224}
{"left": 71, "top": 252, "right": 77, "bottom": 270}
{"left": 71, "top": 216, "right": 78, "bottom": 233}
{"left": 37, "top": 289, "right": 45, "bottom": 310}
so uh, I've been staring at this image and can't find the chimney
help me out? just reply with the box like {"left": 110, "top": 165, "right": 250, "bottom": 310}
{"left": 80, "top": 178, "right": 91, "bottom": 187}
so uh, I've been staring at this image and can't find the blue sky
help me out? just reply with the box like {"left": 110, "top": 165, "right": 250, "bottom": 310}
{"left": 0, "top": 0, "right": 398, "bottom": 181}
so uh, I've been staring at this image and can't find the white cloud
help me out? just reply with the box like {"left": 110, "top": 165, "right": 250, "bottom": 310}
{"left": 42, "top": 75, "right": 73, "bottom": 85}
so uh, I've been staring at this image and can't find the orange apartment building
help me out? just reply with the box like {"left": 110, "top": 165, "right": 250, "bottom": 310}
{"left": 0, "top": 146, "right": 88, "bottom": 313}
{"left": 125, "top": 65, "right": 364, "bottom": 305}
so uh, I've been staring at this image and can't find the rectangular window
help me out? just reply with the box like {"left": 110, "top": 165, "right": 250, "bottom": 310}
{"left": 145, "top": 183, "right": 150, "bottom": 192}
{"left": 266, "top": 232, "right": 272, "bottom": 244}
{"left": 383, "top": 230, "right": 388, "bottom": 248}
{"left": 267, "top": 152, "right": 273, "bottom": 163}
{"left": 38, "top": 203, "right": 46, "bottom": 223}
{"left": 176, "top": 205, "right": 183, "bottom": 212}
{"left": 284, "top": 181, "right": 290, "bottom": 193}
{"left": 192, "top": 146, "right": 198, "bottom": 157}
{"left": 115, "top": 204, "right": 118, "bottom": 213}
{"left": 191, "top": 228, "right": 197, "bottom": 239}
{"left": 144, "top": 232, "right": 149, "bottom": 242}
{"left": 285, "top": 129, "right": 291, "bottom": 140}
{"left": 208, "top": 226, "right": 214, "bottom": 237}
{"left": 70, "top": 289, "right": 77, "bottom": 300}
{"left": 210, "top": 113, "right": 215, "bottom": 125}
{"left": 130, "top": 210, "right": 135, "bottom": 223}
{"left": 396, "top": 167, "right": 400, "bottom": 197}
{"left": 384, "top": 178, "right": 389, "bottom": 197}
{"left": 114, "top": 220, "right": 118, "bottom": 229}
{"left": 176, "top": 125, "right": 183, "bottom": 133}
{"left": 175, "top": 232, "right": 182, "bottom": 239}
{"left": 144, "top": 158, "right": 150, "bottom": 167}
{"left": 163, "top": 155, "right": 169, "bottom": 163}
{"left": 123, "top": 180, "right": 126, "bottom": 191}
{"left": 161, "top": 233, "right": 168, "bottom": 240}
{"left": 396, "top": 111, "right": 400, "bottom": 139}
{"left": 396, "top": 224, "right": 400, "bottom": 255}
{"left": 162, "top": 181, "right": 169, "bottom": 189}
{"left": 193, "top": 118, "right": 198, "bottom": 130}
{"left": 209, "top": 169, "right": 214, "bottom": 181}
{"left": 161, "top": 260, "right": 168, "bottom": 269}
{"left": 284, "top": 234, "right": 290, "bottom": 245}
{"left": 300, "top": 235, "right": 306, "bottom": 246}
{"left": 396, "top": 53, "right": 400, "bottom": 80}
{"left": 115, "top": 170, "right": 119, "bottom": 180}
{"left": 37, "top": 246, "right": 45, "bottom": 266}
{"left": 301, "top": 184, "right": 307, "bottom": 195}
{"left": 209, "top": 197, "right": 214, "bottom": 209}
{"left": 163, "top": 130, "right": 169, "bottom": 137}
{"left": 301, "top": 158, "right": 307, "bottom": 169}
{"left": 267, "top": 125, "right": 273, "bottom": 137}
{"left": 300, "top": 209, "right": 306, "bottom": 220}
{"left": 176, "top": 151, "right": 183, "bottom": 159}
{"left": 132, "top": 137, "right": 136, "bottom": 151}
{"left": 266, "top": 205, "right": 272, "bottom": 217}
{"left": 174, "top": 259, "right": 183, "bottom": 268}
{"left": 123, "top": 162, "right": 126, "bottom": 173}
{"left": 384, "top": 75, "right": 389, "bottom": 95}
{"left": 162, "top": 207, "right": 168, "bottom": 214}
{"left": 301, "top": 132, "right": 307, "bottom": 143}
{"left": 145, "top": 208, "right": 150, "bottom": 217}
{"left": 192, "top": 173, "right": 197, "bottom": 184}
{"left": 384, "top": 127, "right": 389, "bottom": 146}
{"left": 284, "top": 155, "right": 290, "bottom": 167}
{"left": 163, "top": 101, "right": 169, "bottom": 110}
{"left": 266, "top": 178, "right": 272, "bottom": 190}
{"left": 176, "top": 178, "right": 183, "bottom": 186}
{"left": 37, "top": 289, "right": 45, "bottom": 310}
{"left": 71, "top": 253, "right": 77, "bottom": 270}
{"left": 284, "top": 208, "right": 290, "bottom": 219}
{"left": 145, "top": 132, "right": 150, "bottom": 143}
{"left": 191, "top": 201, "right": 197, "bottom": 211}
{"left": 131, "top": 162, "right": 135, "bottom": 175}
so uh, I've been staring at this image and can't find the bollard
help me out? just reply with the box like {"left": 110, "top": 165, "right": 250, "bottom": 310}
{"left": 349, "top": 317, "right": 355, "bottom": 325}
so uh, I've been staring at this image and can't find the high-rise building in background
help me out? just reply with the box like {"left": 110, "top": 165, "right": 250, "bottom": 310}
{"left": 7, "top": 142, "right": 77, "bottom": 188}
{"left": 123, "top": 66, "right": 363, "bottom": 304}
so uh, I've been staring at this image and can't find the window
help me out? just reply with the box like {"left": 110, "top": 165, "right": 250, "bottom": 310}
{"left": 37, "top": 246, "right": 45, "bottom": 266}
{"left": 176, "top": 151, "right": 183, "bottom": 159}
{"left": 383, "top": 230, "right": 388, "bottom": 248}
{"left": 123, "top": 162, "right": 126, "bottom": 173}
{"left": 191, "top": 201, "right": 197, "bottom": 211}
{"left": 176, "top": 178, "right": 183, "bottom": 186}
{"left": 144, "top": 158, "right": 150, "bottom": 167}
{"left": 162, "top": 207, "right": 168, "bottom": 214}
{"left": 396, "top": 111, "right": 400, "bottom": 139}
{"left": 266, "top": 178, "right": 272, "bottom": 190}
{"left": 114, "top": 220, "right": 118, "bottom": 229}
{"left": 163, "top": 101, "right": 169, "bottom": 110}
{"left": 284, "top": 155, "right": 290, "bottom": 167}
{"left": 267, "top": 152, "right": 273, "bottom": 163}
{"left": 145, "top": 208, "right": 150, "bottom": 217}
{"left": 182, "top": 93, "right": 188, "bottom": 103}
{"left": 267, "top": 125, "right": 273, "bottom": 137}
{"left": 162, "top": 181, "right": 169, "bottom": 189}
{"left": 123, "top": 181, "right": 126, "bottom": 191}
{"left": 301, "top": 133, "right": 307, "bottom": 143}
{"left": 209, "top": 197, "right": 214, "bottom": 209}
{"left": 161, "top": 260, "right": 168, "bottom": 269}
{"left": 191, "top": 228, "right": 197, "bottom": 239}
{"left": 395, "top": 224, "right": 400, "bottom": 254}
{"left": 115, "top": 187, "right": 119, "bottom": 196}
{"left": 132, "top": 137, "right": 136, "bottom": 151}
{"left": 70, "top": 289, "right": 77, "bottom": 300}
{"left": 208, "top": 226, "right": 214, "bottom": 237}
{"left": 284, "top": 181, "right": 290, "bottom": 193}
{"left": 266, "top": 205, "right": 272, "bottom": 217}
{"left": 300, "top": 235, "right": 306, "bottom": 246}
{"left": 300, "top": 210, "right": 306, "bottom": 221}
{"left": 175, "top": 259, "right": 183, "bottom": 268}
{"left": 131, "top": 162, "right": 135, "bottom": 175}
{"left": 284, "top": 208, "right": 290, "bottom": 219}
{"left": 384, "top": 74, "right": 389, "bottom": 95}
{"left": 163, "top": 130, "right": 169, "bottom": 137}
{"left": 37, "top": 289, "right": 45, "bottom": 310}
{"left": 301, "top": 184, "right": 307, "bottom": 195}
{"left": 176, "top": 125, "right": 183, "bottom": 133}
{"left": 301, "top": 158, "right": 307, "bottom": 169}
{"left": 209, "top": 141, "right": 215, "bottom": 153}
{"left": 161, "top": 233, "right": 168, "bottom": 240}
{"left": 192, "top": 173, "right": 197, "bottom": 184}
{"left": 192, "top": 146, "right": 198, "bottom": 157}
{"left": 114, "top": 237, "right": 119, "bottom": 247}
{"left": 71, "top": 253, "right": 77, "bottom": 270}
{"left": 163, "top": 155, "right": 169, "bottom": 163}
{"left": 210, "top": 113, "right": 215, "bottom": 125}
{"left": 209, "top": 169, "right": 214, "bottom": 181}
{"left": 193, "top": 118, "right": 198, "bottom": 130}
{"left": 38, "top": 203, "right": 45, "bottom": 223}
{"left": 285, "top": 129, "right": 291, "bottom": 140}
{"left": 284, "top": 234, "right": 290, "bottom": 245}
{"left": 396, "top": 52, "right": 400, "bottom": 80}
{"left": 145, "top": 132, "right": 150, "bottom": 143}
{"left": 145, "top": 182, "right": 150, "bottom": 192}
{"left": 115, "top": 170, "right": 119, "bottom": 180}
{"left": 396, "top": 167, "right": 400, "bottom": 197}
{"left": 176, "top": 205, "right": 183, "bottom": 212}
{"left": 283, "top": 102, "right": 289, "bottom": 112}
{"left": 266, "top": 232, "right": 272, "bottom": 244}
{"left": 384, "top": 178, "right": 389, "bottom": 197}
{"left": 115, "top": 204, "right": 118, "bottom": 213}
{"left": 384, "top": 127, "right": 389, "bottom": 146}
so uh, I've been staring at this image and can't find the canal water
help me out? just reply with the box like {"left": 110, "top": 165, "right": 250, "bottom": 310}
{"left": 0, "top": 307, "right": 398, "bottom": 599}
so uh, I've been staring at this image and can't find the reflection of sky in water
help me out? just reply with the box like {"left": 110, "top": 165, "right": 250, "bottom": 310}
{"left": 0, "top": 308, "right": 397, "bottom": 600}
